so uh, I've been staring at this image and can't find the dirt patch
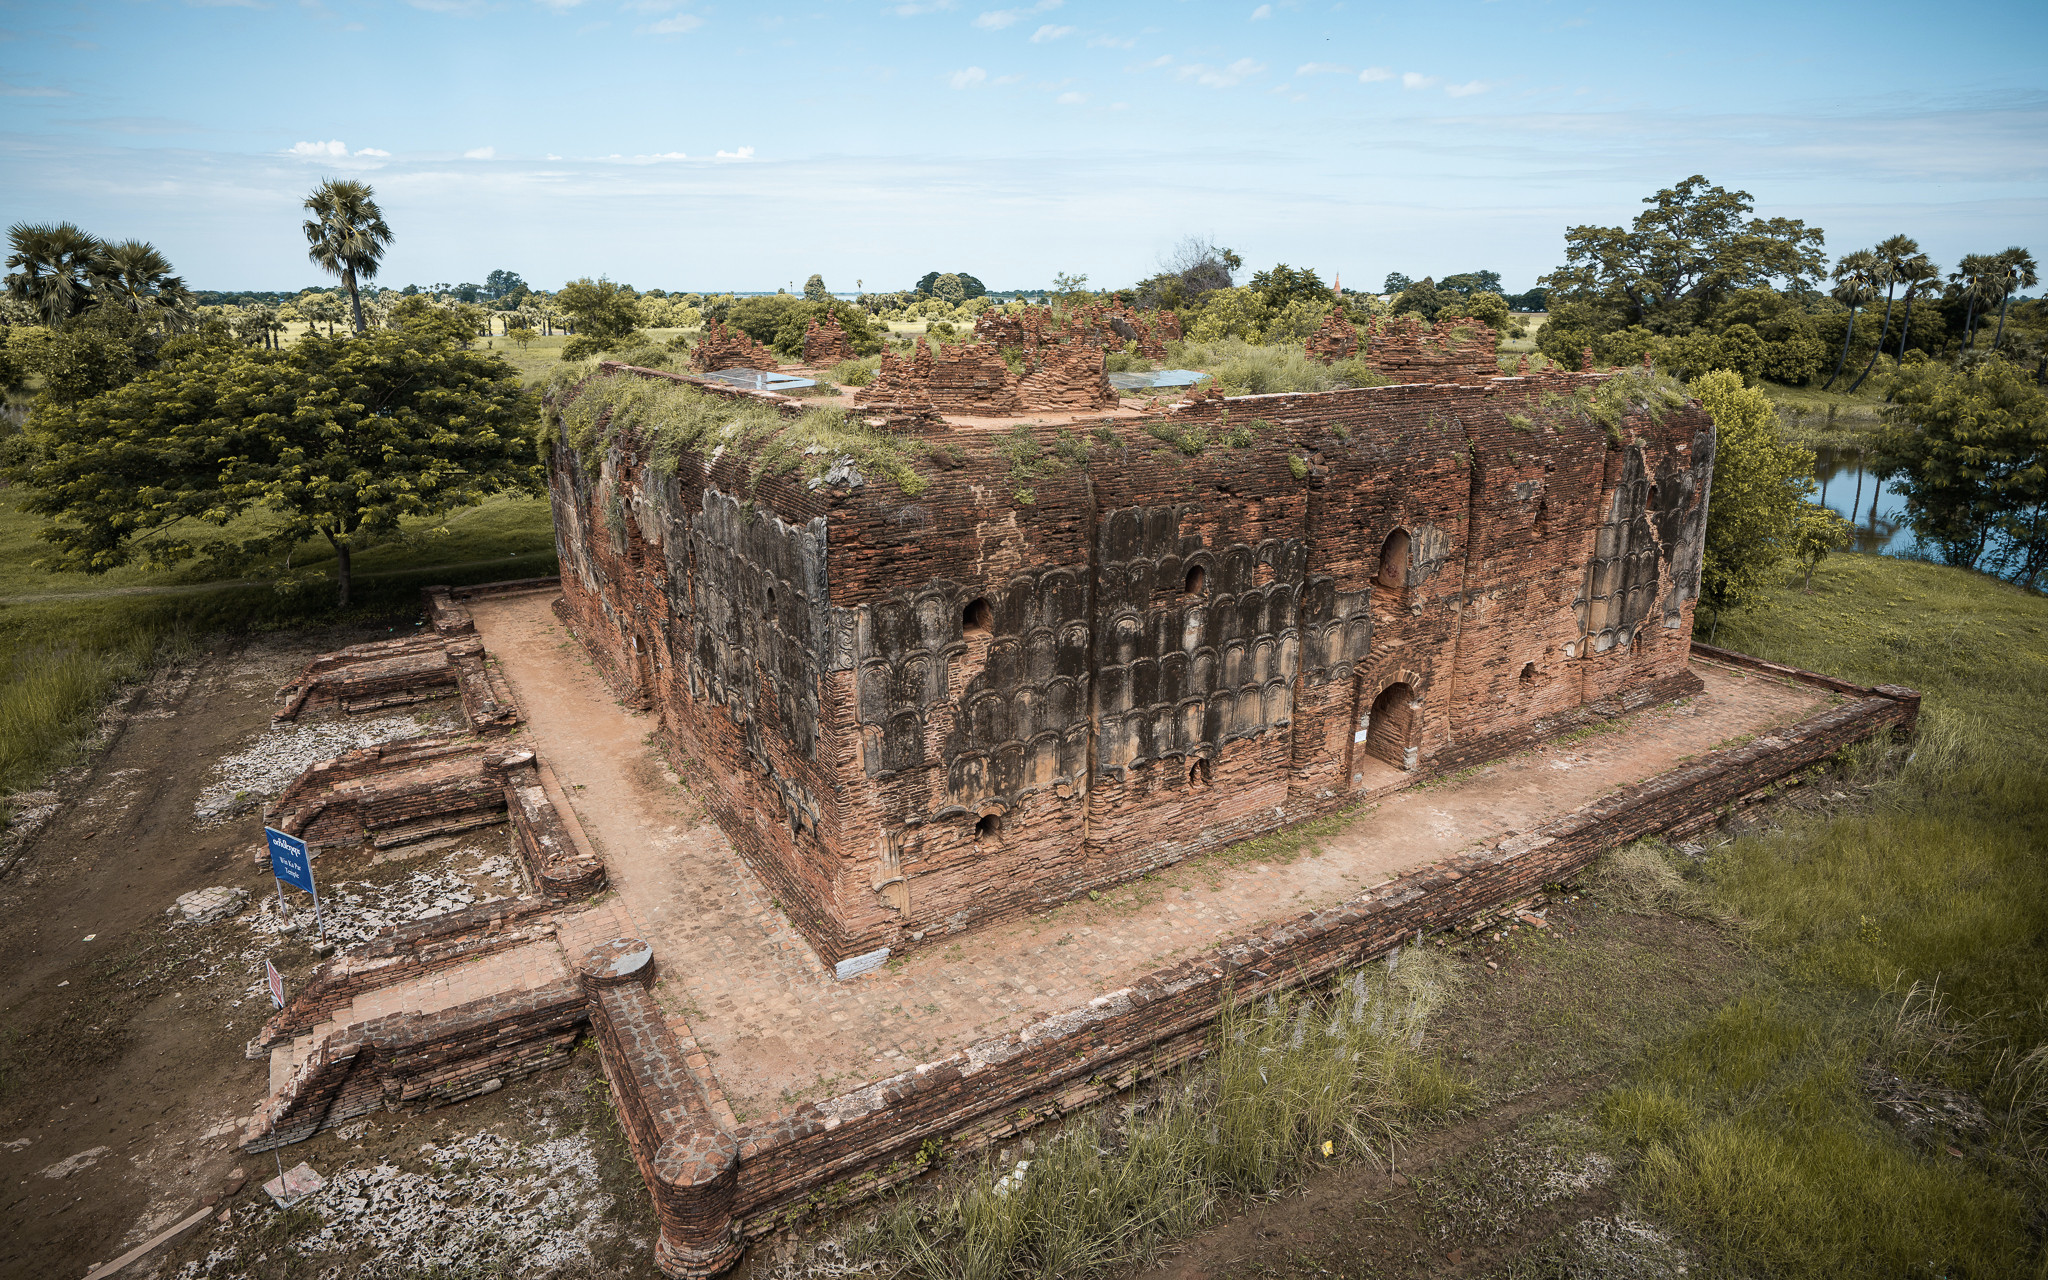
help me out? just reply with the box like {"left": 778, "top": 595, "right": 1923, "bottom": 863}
{"left": 0, "top": 627, "right": 653, "bottom": 1279}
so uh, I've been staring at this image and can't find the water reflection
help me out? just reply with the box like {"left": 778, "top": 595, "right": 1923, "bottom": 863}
{"left": 1812, "top": 446, "right": 1912, "bottom": 555}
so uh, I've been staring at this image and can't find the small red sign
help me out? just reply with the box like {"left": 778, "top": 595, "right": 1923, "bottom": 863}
{"left": 267, "top": 959, "right": 285, "bottom": 1010}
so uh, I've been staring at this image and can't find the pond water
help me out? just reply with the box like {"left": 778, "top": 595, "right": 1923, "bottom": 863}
{"left": 1812, "top": 446, "right": 1913, "bottom": 556}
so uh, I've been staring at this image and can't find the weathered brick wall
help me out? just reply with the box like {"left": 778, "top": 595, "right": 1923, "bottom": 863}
{"left": 717, "top": 675, "right": 1918, "bottom": 1236}
{"left": 547, "top": 369, "right": 1714, "bottom": 965}
{"left": 1304, "top": 309, "right": 1360, "bottom": 362}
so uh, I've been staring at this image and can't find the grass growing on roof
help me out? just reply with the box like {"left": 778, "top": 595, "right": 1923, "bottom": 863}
{"left": 1164, "top": 336, "right": 1388, "bottom": 397}
{"left": 549, "top": 367, "right": 930, "bottom": 497}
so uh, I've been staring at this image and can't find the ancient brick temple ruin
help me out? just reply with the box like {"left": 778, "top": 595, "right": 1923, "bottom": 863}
{"left": 548, "top": 350, "right": 1718, "bottom": 970}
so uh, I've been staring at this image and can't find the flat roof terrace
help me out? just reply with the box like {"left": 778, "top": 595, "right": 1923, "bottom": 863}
{"left": 467, "top": 592, "right": 1831, "bottom": 1125}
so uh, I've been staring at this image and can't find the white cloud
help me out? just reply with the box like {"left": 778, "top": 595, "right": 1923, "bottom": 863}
{"left": 1175, "top": 57, "right": 1264, "bottom": 89}
{"left": 1140, "top": 54, "right": 1172, "bottom": 68}
{"left": 714, "top": 145, "right": 755, "bottom": 160}
{"left": 647, "top": 13, "right": 701, "bottom": 32}
{"left": 1444, "top": 80, "right": 1488, "bottom": 97}
{"left": 354, "top": 147, "right": 391, "bottom": 157}
{"left": 1296, "top": 62, "right": 1350, "bottom": 76}
{"left": 0, "top": 81, "right": 70, "bottom": 97}
{"left": 973, "top": 9, "right": 1019, "bottom": 28}
{"left": 464, "top": 145, "right": 496, "bottom": 159}
{"left": 532, "top": 0, "right": 584, "bottom": 9}
{"left": 890, "top": 0, "right": 955, "bottom": 13}
{"left": 1401, "top": 72, "right": 1436, "bottom": 90}
{"left": 1056, "top": 90, "right": 1085, "bottom": 104}
{"left": 948, "top": 65, "right": 988, "bottom": 88}
{"left": 1030, "top": 23, "right": 1071, "bottom": 41}
{"left": 1250, "top": 3, "right": 1271, "bottom": 17}
{"left": 1358, "top": 66, "right": 1392, "bottom": 82}
{"left": 289, "top": 139, "right": 350, "bottom": 157}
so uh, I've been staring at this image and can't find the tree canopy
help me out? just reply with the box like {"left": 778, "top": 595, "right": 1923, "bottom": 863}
{"left": 1873, "top": 358, "right": 2048, "bottom": 587}
{"left": 4, "top": 328, "right": 540, "bottom": 606}
{"left": 1690, "top": 368, "right": 1820, "bottom": 626}
{"left": 1541, "top": 176, "right": 1827, "bottom": 331}
{"left": 556, "top": 277, "right": 644, "bottom": 360}
{"left": 302, "top": 179, "right": 393, "bottom": 335}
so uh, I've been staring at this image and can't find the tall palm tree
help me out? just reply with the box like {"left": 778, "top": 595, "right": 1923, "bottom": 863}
{"left": 1824, "top": 249, "right": 1879, "bottom": 391}
{"left": 92, "top": 239, "right": 194, "bottom": 331}
{"left": 302, "top": 179, "right": 393, "bottom": 334}
{"left": 4, "top": 221, "right": 104, "bottom": 327}
{"left": 1892, "top": 253, "right": 1940, "bottom": 360}
{"left": 1848, "top": 235, "right": 1918, "bottom": 392}
{"left": 1949, "top": 254, "right": 1998, "bottom": 353}
{"left": 1988, "top": 247, "right": 2039, "bottom": 353}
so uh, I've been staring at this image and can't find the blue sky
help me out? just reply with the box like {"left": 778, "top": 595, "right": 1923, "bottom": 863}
{"left": 3, "top": 0, "right": 2044, "bottom": 293}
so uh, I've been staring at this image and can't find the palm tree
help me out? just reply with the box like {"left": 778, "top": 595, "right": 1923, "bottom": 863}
{"left": 1848, "top": 235, "right": 1918, "bottom": 393}
{"left": 1892, "top": 253, "right": 1940, "bottom": 360}
{"left": 302, "top": 179, "right": 393, "bottom": 334}
{"left": 1988, "top": 247, "right": 2039, "bottom": 353}
{"left": 92, "top": 239, "right": 194, "bottom": 331}
{"left": 5, "top": 221, "right": 104, "bottom": 327}
{"left": 1948, "top": 254, "right": 1998, "bottom": 353}
{"left": 1824, "top": 250, "right": 1879, "bottom": 391}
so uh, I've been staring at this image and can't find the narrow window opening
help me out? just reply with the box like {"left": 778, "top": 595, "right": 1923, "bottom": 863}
{"left": 1184, "top": 565, "right": 1206, "bottom": 595}
{"left": 974, "top": 813, "right": 1002, "bottom": 843}
{"left": 1376, "top": 529, "right": 1410, "bottom": 590}
{"left": 1648, "top": 483, "right": 1661, "bottom": 509}
{"left": 963, "top": 598, "right": 993, "bottom": 634}
{"left": 1532, "top": 496, "right": 1548, "bottom": 536}
{"left": 1189, "top": 758, "right": 1213, "bottom": 788}
{"left": 1520, "top": 662, "right": 1537, "bottom": 683}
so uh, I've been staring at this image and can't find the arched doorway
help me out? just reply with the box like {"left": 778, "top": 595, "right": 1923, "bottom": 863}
{"left": 1365, "top": 682, "right": 1418, "bottom": 770}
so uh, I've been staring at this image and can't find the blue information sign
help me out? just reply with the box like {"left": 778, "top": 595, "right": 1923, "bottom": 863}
{"left": 265, "top": 827, "right": 316, "bottom": 895}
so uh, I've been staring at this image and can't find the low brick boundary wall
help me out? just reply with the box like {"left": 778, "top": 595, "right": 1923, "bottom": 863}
{"left": 244, "top": 978, "right": 586, "bottom": 1152}
{"left": 252, "top": 897, "right": 561, "bottom": 1047}
{"left": 584, "top": 647, "right": 1918, "bottom": 1274}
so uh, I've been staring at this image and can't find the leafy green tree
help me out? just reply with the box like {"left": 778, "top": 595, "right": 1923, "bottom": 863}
{"left": 1948, "top": 254, "right": 1999, "bottom": 354}
{"left": 5, "top": 222, "right": 105, "bottom": 327}
{"left": 770, "top": 300, "right": 883, "bottom": 359}
{"left": 1382, "top": 272, "right": 1412, "bottom": 295}
{"left": 302, "top": 179, "right": 393, "bottom": 335}
{"left": 932, "top": 273, "right": 966, "bottom": 304}
{"left": 1989, "top": 247, "right": 2039, "bottom": 354}
{"left": 1459, "top": 289, "right": 1511, "bottom": 333}
{"left": 1250, "top": 264, "right": 1328, "bottom": 311}
{"left": 483, "top": 269, "right": 526, "bottom": 301}
{"left": 1052, "top": 271, "right": 1089, "bottom": 297}
{"left": 956, "top": 273, "right": 987, "bottom": 299}
{"left": 92, "top": 240, "right": 192, "bottom": 329}
{"left": 7, "top": 308, "right": 162, "bottom": 403}
{"left": 1873, "top": 359, "right": 2048, "bottom": 584}
{"left": 1187, "top": 286, "right": 1271, "bottom": 343}
{"left": 1393, "top": 276, "right": 1449, "bottom": 322}
{"left": 1541, "top": 176, "right": 1827, "bottom": 331}
{"left": 1846, "top": 235, "right": 1919, "bottom": 393}
{"left": 1822, "top": 250, "right": 1879, "bottom": 390}
{"left": 1691, "top": 368, "right": 1817, "bottom": 630}
{"left": 1438, "top": 270, "right": 1503, "bottom": 296}
{"left": 556, "top": 277, "right": 644, "bottom": 360}
{"left": 1791, "top": 502, "right": 1852, "bottom": 592}
{"left": 1891, "top": 253, "right": 1941, "bottom": 360}
{"left": 4, "top": 328, "right": 539, "bottom": 607}
{"left": 803, "top": 273, "right": 830, "bottom": 302}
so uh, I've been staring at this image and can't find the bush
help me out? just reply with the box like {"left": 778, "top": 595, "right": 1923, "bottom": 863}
{"left": 830, "top": 356, "right": 879, "bottom": 387}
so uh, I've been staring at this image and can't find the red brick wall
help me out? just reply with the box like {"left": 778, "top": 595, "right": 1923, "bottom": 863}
{"left": 547, "top": 370, "right": 1715, "bottom": 964}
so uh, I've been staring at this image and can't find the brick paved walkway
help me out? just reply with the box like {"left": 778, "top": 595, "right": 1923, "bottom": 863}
{"left": 468, "top": 595, "right": 1826, "bottom": 1122}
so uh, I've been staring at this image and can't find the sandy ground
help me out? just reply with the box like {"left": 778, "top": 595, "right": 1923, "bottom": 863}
{"left": 467, "top": 592, "right": 1827, "bottom": 1120}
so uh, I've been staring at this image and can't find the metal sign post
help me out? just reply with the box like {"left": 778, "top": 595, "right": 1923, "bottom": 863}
{"left": 264, "top": 826, "right": 323, "bottom": 937}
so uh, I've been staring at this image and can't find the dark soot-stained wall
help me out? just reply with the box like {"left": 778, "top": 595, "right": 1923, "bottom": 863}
{"left": 550, "top": 372, "right": 1714, "bottom": 964}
